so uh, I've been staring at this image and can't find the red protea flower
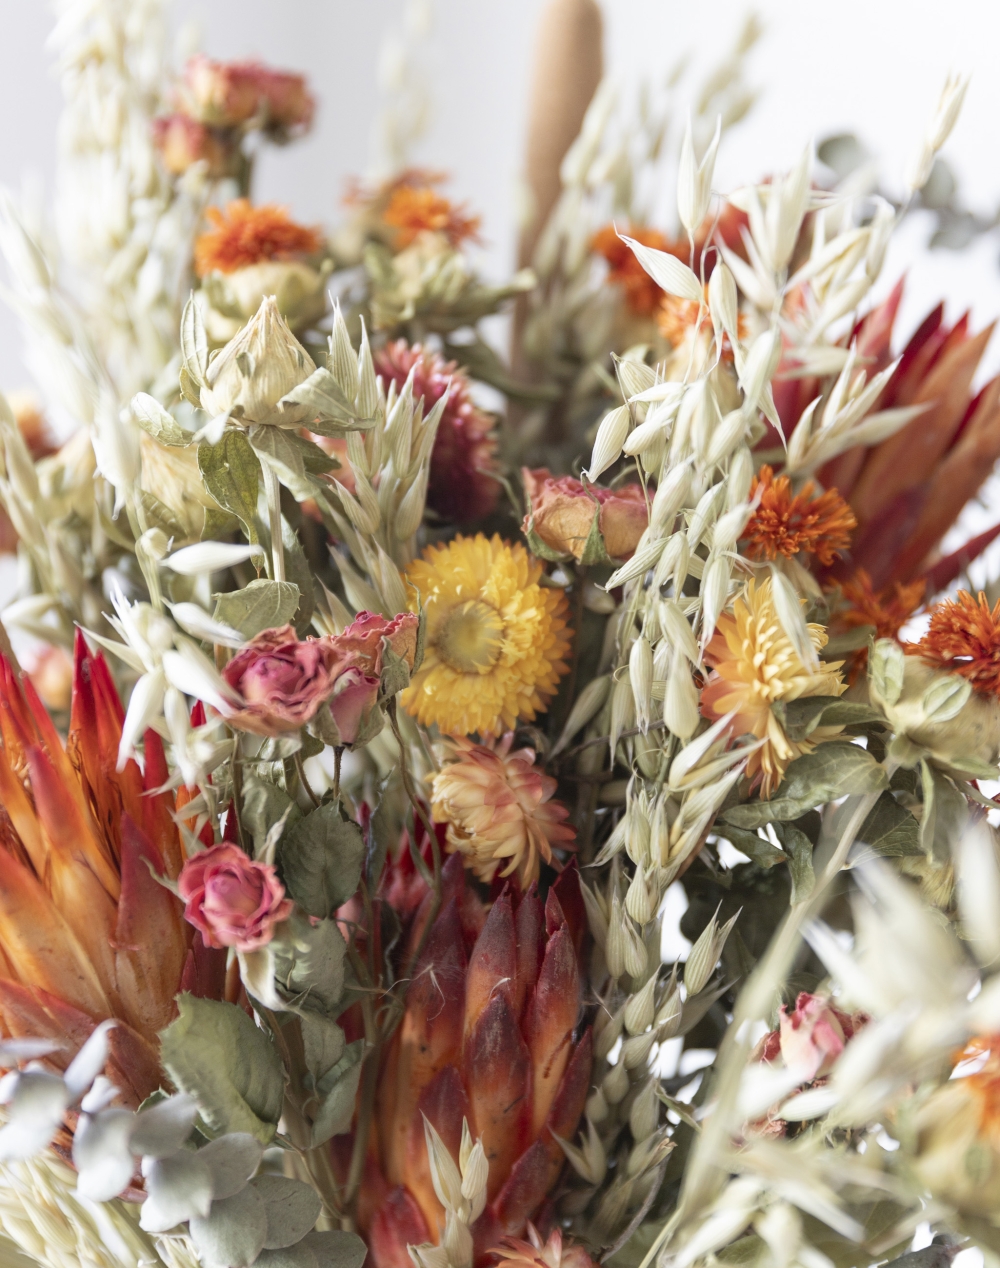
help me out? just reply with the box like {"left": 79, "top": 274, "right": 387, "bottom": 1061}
{"left": 374, "top": 341, "right": 500, "bottom": 522}
{"left": 361, "top": 854, "right": 592, "bottom": 1268}
{"left": 0, "top": 631, "right": 224, "bottom": 1108}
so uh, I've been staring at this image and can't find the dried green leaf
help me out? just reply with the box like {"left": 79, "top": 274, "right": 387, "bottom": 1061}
{"left": 278, "top": 805, "right": 365, "bottom": 920}
{"left": 131, "top": 393, "right": 190, "bottom": 447}
{"left": 214, "top": 580, "right": 301, "bottom": 640}
{"left": 715, "top": 825, "right": 787, "bottom": 868}
{"left": 199, "top": 430, "right": 262, "bottom": 547}
{"left": 722, "top": 743, "right": 888, "bottom": 828}
{"left": 852, "top": 792, "right": 922, "bottom": 859}
{"left": 772, "top": 695, "right": 885, "bottom": 743}
{"left": 272, "top": 915, "right": 347, "bottom": 1017}
{"left": 159, "top": 995, "right": 284, "bottom": 1144}
{"left": 309, "top": 1040, "right": 365, "bottom": 1147}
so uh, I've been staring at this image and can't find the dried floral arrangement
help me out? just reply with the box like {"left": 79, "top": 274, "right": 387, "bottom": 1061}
{"left": 2, "top": 5, "right": 1000, "bottom": 1268}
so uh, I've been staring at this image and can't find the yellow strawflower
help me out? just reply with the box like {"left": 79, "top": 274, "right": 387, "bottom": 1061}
{"left": 401, "top": 534, "right": 571, "bottom": 736}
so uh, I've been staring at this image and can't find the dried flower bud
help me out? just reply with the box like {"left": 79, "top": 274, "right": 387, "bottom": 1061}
{"left": 630, "top": 636, "right": 653, "bottom": 734}
{"left": 708, "top": 260, "right": 739, "bottom": 355}
{"left": 621, "top": 1029, "right": 656, "bottom": 1070}
{"left": 664, "top": 649, "right": 700, "bottom": 740}
{"left": 650, "top": 462, "right": 692, "bottom": 534}
{"left": 684, "top": 907, "right": 738, "bottom": 996}
{"left": 595, "top": 1002, "right": 625, "bottom": 1061}
{"left": 677, "top": 116, "right": 720, "bottom": 238}
{"left": 200, "top": 296, "right": 316, "bottom": 427}
{"left": 602, "top": 1059, "right": 630, "bottom": 1105}
{"left": 586, "top": 1087, "right": 610, "bottom": 1124}
{"left": 629, "top": 1078, "right": 659, "bottom": 1142}
{"left": 587, "top": 404, "right": 631, "bottom": 482}
{"left": 623, "top": 972, "right": 658, "bottom": 1034}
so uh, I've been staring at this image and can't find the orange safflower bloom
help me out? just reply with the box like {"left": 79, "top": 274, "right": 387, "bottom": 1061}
{"left": 382, "top": 183, "right": 481, "bottom": 250}
{"left": 908, "top": 590, "right": 1000, "bottom": 698}
{"left": 591, "top": 224, "right": 682, "bottom": 317}
{"left": 194, "top": 199, "right": 322, "bottom": 276}
{"left": 743, "top": 466, "right": 856, "bottom": 566}
{"left": 833, "top": 568, "right": 925, "bottom": 681}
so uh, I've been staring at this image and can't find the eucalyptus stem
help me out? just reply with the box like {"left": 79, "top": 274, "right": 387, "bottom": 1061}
{"left": 262, "top": 463, "right": 285, "bottom": 582}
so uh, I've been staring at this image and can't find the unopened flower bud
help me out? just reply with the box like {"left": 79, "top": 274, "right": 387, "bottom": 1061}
{"left": 623, "top": 972, "right": 658, "bottom": 1034}
{"left": 602, "top": 1060, "right": 630, "bottom": 1105}
{"left": 629, "top": 1078, "right": 660, "bottom": 1142}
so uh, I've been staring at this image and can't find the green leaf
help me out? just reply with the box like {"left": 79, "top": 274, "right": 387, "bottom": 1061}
{"left": 280, "top": 366, "right": 375, "bottom": 434}
{"left": 771, "top": 695, "right": 885, "bottom": 743}
{"left": 249, "top": 425, "right": 327, "bottom": 502}
{"left": 722, "top": 743, "right": 889, "bottom": 828}
{"left": 199, "top": 430, "right": 262, "bottom": 547}
{"left": 159, "top": 995, "right": 284, "bottom": 1144}
{"left": 272, "top": 915, "right": 347, "bottom": 1017}
{"left": 278, "top": 805, "right": 365, "bottom": 919}
{"left": 250, "top": 1174, "right": 322, "bottom": 1250}
{"left": 131, "top": 392, "right": 191, "bottom": 447}
{"left": 714, "top": 825, "right": 787, "bottom": 868}
{"left": 242, "top": 775, "right": 302, "bottom": 859}
{"left": 779, "top": 825, "right": 815, "bottom": 904}
{"left": 181, "top": 294, "right": 209, "bottom": 387}
{"left": 309, "top": 1039, "right": 365, "bottom": 1146}
{"left": 139, "top": 490, "right": 191, "bottom": 541}
{"left": 919, "top": 759, "right": 969, "bottom": 863}
{"left": 300, "top": 1013, "right": 347, "bottom": 1082}
{"left": 215, "top": 579, "right": 301, "bottom": 640}
{"left": 853, "top": 792, "right": 922, "bottom": 859}
{"left": 189, "top": 1186, "right": 267, "bottom": 1268}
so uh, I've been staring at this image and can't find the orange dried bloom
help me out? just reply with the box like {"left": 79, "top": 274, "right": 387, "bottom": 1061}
{"left": 656, "top": 286, "right": 746, "bottom": 358}
{"left": 592, "top": 224, "right": 684, "bottom": 317}
{"left": 743, "top": 466, "right": 856, "bottom": 566}
{"left": 194, "top": 199, "right": 322, "bottom": 276}
{"left": 834, "top": 568, "right": 925, "bottom": 681}
{"left": 909, "top": 590, "right": 1000, "bottom": 697}
{"left": 383, "top": 182, "right": 481, "bottom": 250}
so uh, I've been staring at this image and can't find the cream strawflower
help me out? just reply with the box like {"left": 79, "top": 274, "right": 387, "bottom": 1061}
{"left": 700, "top": 576, "right": 847, "bottom": 797}
{"left": 431, "top": 734, "right": 575, "bottom": 886}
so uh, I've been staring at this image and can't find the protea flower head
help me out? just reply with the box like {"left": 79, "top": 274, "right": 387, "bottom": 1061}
{"left": 361, "top": 853, "right": 592, "bottom": 1268}
{"left": 0, "top": 631, "right": 224, "bottom": 1107}
{"left": 373, "top": 341, "right": 499, "bottom": 523}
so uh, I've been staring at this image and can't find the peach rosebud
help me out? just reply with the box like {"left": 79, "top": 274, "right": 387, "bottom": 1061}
{"left": 522, "top": 467, "right": 648, "bottom": 563}
{"left": 326, "top": 665, "right": 380, "bottom": 745}
{"left": 778, "top": 992, "right": 857, "bottom": 1079}
{"left": 182, "top": 55, "right": 262, "bottom": 126}
{"left": 178, "top": 843, "right": 292, "bottom": 952}
{"left": 223, "top": 623, "right": 358, "bottom": 736}
{"left": 152, "top": 114, "right": 228, "bottom": 176}
{"left": 336, "top": 610, "right": 420, "bottom": 677}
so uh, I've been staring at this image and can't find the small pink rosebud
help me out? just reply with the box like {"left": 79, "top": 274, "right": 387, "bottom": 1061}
{"left": 152, "top": 114, "right": 228, "bottom": 177}
{"left": 778, "top": 992, "right": 853, "bottom": 1080}
{"left": 178, "top": 843, "right": 292, "bottom": 952}
{"left": 182, "top": 55, "right": 262, "bottom": 127}
{"left": 326, "top": 666, "right": 380, "bottom": 745}
{"left": 522, "top": 467, "right": 649, "bottom": 562}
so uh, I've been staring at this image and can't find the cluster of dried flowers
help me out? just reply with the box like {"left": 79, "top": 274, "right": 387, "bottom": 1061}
{"left": 2, "top": 4, "right": 1000, "bottom": 1268}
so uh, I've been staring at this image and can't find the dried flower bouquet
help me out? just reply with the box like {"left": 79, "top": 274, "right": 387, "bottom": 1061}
{"left": 0, "top": 5, "right": 999, "bottom": 1268}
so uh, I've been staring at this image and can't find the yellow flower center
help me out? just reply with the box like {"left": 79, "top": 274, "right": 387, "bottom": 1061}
{"left": 435, "top": 600, "right": 504, "bottom": 674}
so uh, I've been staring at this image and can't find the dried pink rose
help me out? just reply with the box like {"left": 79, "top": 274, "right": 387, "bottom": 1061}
{"left": 223, "top": 624, "right": 357, "bottom": 736}
{"left": 181, "top": 56, "right": 315, "bottom": 134}
{"left": 335, "top": 611, "right": 420, "bottom": 677}
{"left": 777, "top": 992, "right": 862, "bottom": 1080}
{"left": 178, "top": 843, "right": 292, "bottom": 952}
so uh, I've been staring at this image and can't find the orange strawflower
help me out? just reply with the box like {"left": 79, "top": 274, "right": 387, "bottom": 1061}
{"left": 833, "top": 568, "right": 925, "bottom": 681}
{"left": 194, "top": 199, "right": 322, "bottom": 276}
{"left": 382, "top": 181, "right": 481, "bottom": 250}
{"left": 909, "top": 590, "right": 1000, "bottom": 698}
{"left": 743, "top": 466, "right": 856, "bottom": 566}
{"left": 592, "top": 224, "right": 682, "bottom": 317}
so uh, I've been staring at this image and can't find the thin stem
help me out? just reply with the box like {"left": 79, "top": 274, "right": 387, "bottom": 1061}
{"left": 262, "top": 463, "right": 285, "bottom": 583}
{"left": 294, "top": 750, "right": 321, "bottom": 808}
{"left": 333, "top": 746, "right": 343, "bottom": 802}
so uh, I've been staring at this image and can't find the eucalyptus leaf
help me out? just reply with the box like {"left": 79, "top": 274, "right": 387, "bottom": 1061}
{"left": 199, "top": 430, "right": 262, "bottom": 547}
{"left": 189, "top": 1185, "right": 267, "bottom": 1268}
{"left": 303, "top": 1231, "right": 368, "bottom": 1268}
{"left": 251, "top": 1174, "right": 322, "bottom": 1249}
{"left": 159, "top": 995, "right": 284, "bottom": 1144}
{"left": 723, "top": 743, "right": 888, "bottom": 828}
{"left": 214, "top": 579, "right": 300, "bottom": 639}
{"left": 278, "top": 805, "right": 365, "bottom": 919}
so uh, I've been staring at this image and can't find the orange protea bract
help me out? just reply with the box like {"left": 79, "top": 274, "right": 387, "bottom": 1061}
{"left": 374, "top": 341, "right": 499, "bottom": 523}
{"left": 431, "top": 734, "right": 575, "bottom": 887}
{"left": 194, "top": 199, "right": 323, "bottom": 276}
{"left": 0, "top": 631, "right": 224, "bottom": 1106}
{"left": 365, "top": 856, "right": 592, "bottom": 1268}
{"left": 591, "top": 224, "right": 680, "bottom": 317}
{"left": 909, "top": 590, "right": 1000, "bottom": 697}
{"left": 383, "top": 179, "right": 481, "bottom": 250}
{"left": 743, "top": 466, "right": 856, "bottom": 567}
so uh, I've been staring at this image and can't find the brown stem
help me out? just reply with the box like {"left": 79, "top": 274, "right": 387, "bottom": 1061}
{"left": 333, "top": 746, "right": 343, "bottom": 802}
{"left": 295, "top": 750, "right": 321, "bottom": 808}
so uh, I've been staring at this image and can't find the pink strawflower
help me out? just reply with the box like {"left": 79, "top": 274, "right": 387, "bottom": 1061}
{"left": 178, "top": 844, "right": 292, "bottom": 952}
{"left": 374, "top": 340, "right": 499, "bottom": 523}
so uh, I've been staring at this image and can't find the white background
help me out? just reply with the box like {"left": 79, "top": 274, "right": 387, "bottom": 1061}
{"left": 2, "top": 0, "right": 1000, "bottom": 393}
